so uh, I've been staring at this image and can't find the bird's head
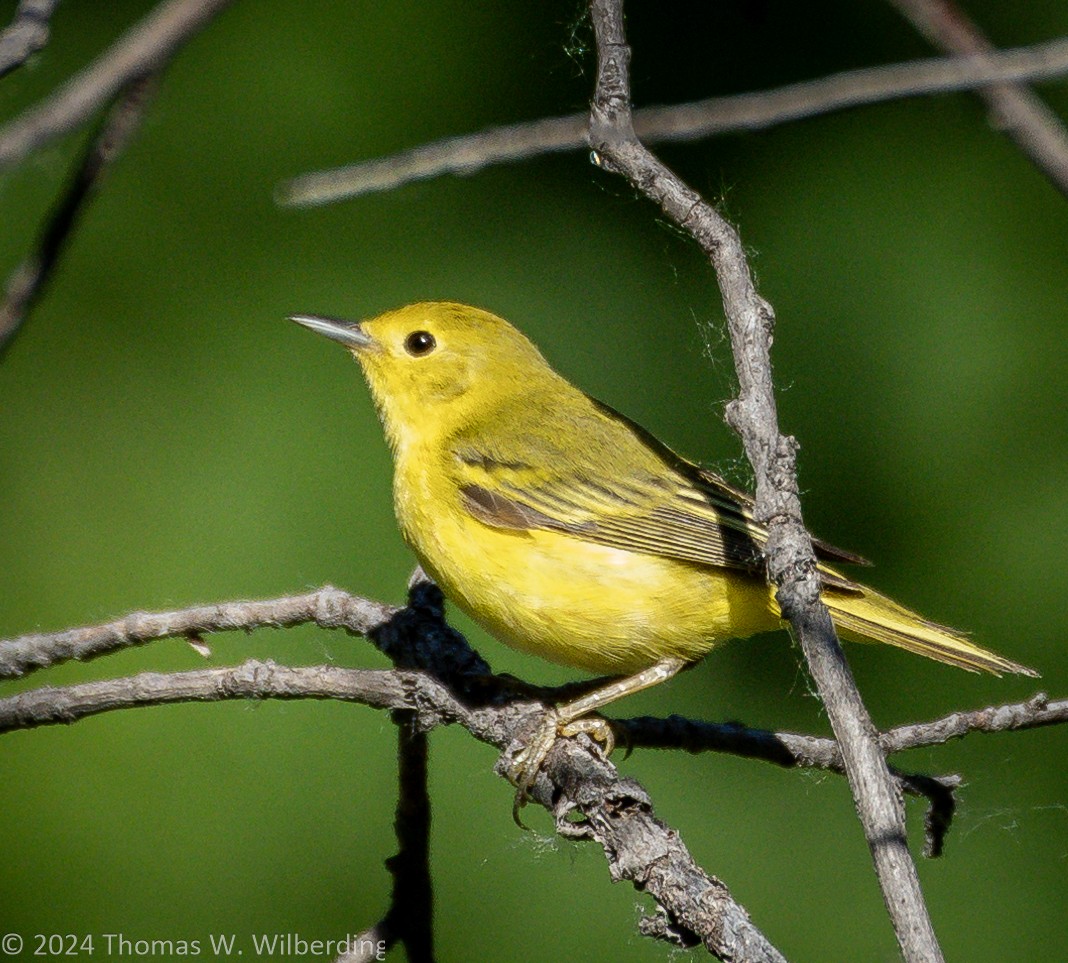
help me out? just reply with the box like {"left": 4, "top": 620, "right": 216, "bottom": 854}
{"left": 291, "top": 301, "right": 556, "bottom": 447}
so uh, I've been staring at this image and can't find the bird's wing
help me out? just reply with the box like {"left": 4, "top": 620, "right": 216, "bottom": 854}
{"left": 450, "top": 397, "right": 864, "bottom": 591}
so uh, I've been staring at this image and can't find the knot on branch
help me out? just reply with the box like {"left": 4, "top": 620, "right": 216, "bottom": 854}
{"left": 592, "top": 47, "right": 630, "bottom": 108}
{"left": 764, "top": 433, "right": 800, "bottom": 498}
{"left": 638, "top": 908, "right": 701, "bottom": 949}
{"left": 220, "top": 657, "right": 278, "bottom": 696}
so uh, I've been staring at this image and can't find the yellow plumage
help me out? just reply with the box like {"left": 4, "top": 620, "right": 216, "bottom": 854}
{"left": 293, "top": 301, "right": 1036, "bottom": 682}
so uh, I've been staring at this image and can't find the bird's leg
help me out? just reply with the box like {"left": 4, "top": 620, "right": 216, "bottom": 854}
{"left": 510, "top": 657, "right": 686, "bottom": 824}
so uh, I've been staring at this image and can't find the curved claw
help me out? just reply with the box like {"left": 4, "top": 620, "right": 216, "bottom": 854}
{"left": 508, "top": 711, "right": 620, "bottom": 827}
{"left": 509, "top": 708, "right": 562, "bottom": 826}
{"left": 504, "top": 659, "right": 686, "bottom": 827}
{"left": 559, "top": 716, "right": 616, "bottom": 758}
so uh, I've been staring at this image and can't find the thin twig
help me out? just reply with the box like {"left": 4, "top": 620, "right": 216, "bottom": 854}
{"left": 881, "top": 691, "right": 1066, "bottom": 752}
{"left": 586, "top": 2, "right": 944, "bottom": 960}
{"left": 890, "top": 0, "right": 1068, "bottom": 196}
{"left": 6, "top": 603, "right": 1062, "bottom": 762}
{"left": 0, "top": 0, "right": 236, "bottom": 170}
{"left": 0, "top": 0, "right": 60, "bottom": 78}
{"left": 0, "top": 72, "right": 158, "bottom": 360}
{"left": 277, "top": 35, "right": 1068, "bottom": 207}
{"left": 0, "top": 662, "right": 427, "bottom": 734}
{"left": 0, "top": 585, "right": 398, "bottom": 679}
{"left": 621, "top": 692, "right": 1067, "bottom": 763}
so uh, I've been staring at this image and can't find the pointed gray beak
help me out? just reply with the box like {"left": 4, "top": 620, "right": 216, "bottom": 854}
{"left": 289, "top": 313, "right": 372, "bottom": 349}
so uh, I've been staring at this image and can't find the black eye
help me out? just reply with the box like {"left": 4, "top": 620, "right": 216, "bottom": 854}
{"left": 404, "top": 330, "right": 436, "bottom": 356}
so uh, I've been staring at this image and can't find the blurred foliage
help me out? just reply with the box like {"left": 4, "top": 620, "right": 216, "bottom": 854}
{"left": 1, "top": 1, "right": 1067, "bottom": 961}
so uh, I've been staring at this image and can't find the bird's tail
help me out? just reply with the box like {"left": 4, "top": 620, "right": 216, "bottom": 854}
{"left": 823, "top": 586, "right": 1038, "bottom": 677}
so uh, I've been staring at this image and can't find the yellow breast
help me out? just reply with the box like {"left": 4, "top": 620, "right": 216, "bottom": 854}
{"left": 392, "top": 444, "right": 779, "bottom": 675}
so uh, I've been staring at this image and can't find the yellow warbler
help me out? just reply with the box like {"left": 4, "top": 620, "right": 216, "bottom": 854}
{"left": 291, "top": 302, "right": 1035, "bottom": 798}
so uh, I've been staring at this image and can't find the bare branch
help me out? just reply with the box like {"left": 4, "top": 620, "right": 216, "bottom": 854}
{"left": 0, "top": 655, "right": 786, "bottom": 963}
{"left": 277, "top": 35, "right": 1068, "bottom": 207}
{"left": 621, "top": 698, "right": 1066, "bottom": 860}
{"left": 0, "top": 585, "right": 398, "bottom": 679}
{"left": 3, "top": 615, "right": 1062, "bottom": 865}
{"left": 0, "top": 0, "right": 60, "bottom": 78}
{"left": 5, "top": 574, "right": 1063, "bottom": 955}
{"left": 0, "top": 0, "right": 236, "bottom": 170}
{"left": 622, "top": 693, "right": 1068, "bottom": 763}
{"left": 890, "top": 0, "right": 1068, "bottom": 196}
{"left": 586, "top": 2, "right": 945, "bottom": 960}
{"left": 8, "top": 604, "right": 1061, "bottom": 766}
{"left": 882, "top": 691, "right": 1068, "bottom": 752}
{"left": 0, "top": 72, "right": 158, "bottom": 359}
{"left": 623, "top": 714, "right": 962, "bottom": 859}
{"left": 0, "top": 662, "right": 424, "bottom": 734}
{"left": 278, "top": 113, "right": 586, "bottom": 207}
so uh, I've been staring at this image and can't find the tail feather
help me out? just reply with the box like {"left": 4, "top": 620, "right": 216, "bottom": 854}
{"left": 824, "top": 587, "right": 1038, "bottom": 677}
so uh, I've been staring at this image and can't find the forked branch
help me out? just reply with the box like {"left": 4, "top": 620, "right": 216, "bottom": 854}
{"left": 3, "top": 584, "right": 1064, "bottom": 956}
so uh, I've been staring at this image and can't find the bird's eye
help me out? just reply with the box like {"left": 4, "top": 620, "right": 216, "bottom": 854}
{"left": 404, "top": 330, "right": 436, "bottom": 356}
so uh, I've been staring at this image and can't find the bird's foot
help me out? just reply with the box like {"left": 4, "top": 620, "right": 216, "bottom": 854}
{"left": 509, "top": 709, "right": 616, "bottom": 826}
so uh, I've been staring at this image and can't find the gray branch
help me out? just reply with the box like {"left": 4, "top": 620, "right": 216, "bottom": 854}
{"left": 0, "top": 0, "right": 60, "bottom": 79}
{"left": 0, "top": 0, "right": 236, "bottom": 170}
{"left": 277, "top": 35, "right": 1068, "bottom": 207}
{"left": 890, "top": 0, "right": 1068, "bottom": 197}
{"left": 586, "top": 1, "right": 946, "bottom": 960}
{"left": 622, "top": 693, "right": 1068, "bottom": 764}
{"left": 0, "top": 585, "right": 397, "bottom": 680}
{"left": 0, "top": 654, "right": 783, "bottom": 963}
{"left": 4, "top": 581, "right": 1064, "bottom": 957}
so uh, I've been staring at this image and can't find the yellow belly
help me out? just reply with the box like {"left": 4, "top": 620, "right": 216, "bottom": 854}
{"left": 396, "top": 475, "right": 780, "bottom": 675}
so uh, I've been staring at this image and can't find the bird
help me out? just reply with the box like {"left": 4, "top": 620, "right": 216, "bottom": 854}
{"left": 290, "top": 301, "right": 1036, "bottom": 810}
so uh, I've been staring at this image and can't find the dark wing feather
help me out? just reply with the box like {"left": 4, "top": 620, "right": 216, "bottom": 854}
{"left": 452, "top": 395, "right": 864, "bottom": 593}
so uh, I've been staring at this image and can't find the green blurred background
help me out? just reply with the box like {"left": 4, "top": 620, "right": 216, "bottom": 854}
{"left": 2, "top": 1, "right": 1066, "bottom": 960}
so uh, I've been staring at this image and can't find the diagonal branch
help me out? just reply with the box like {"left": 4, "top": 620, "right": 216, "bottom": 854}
{"left": 276, "top": 35, "right": 1068, "bottom": 207}
{"left": 0, "top": 0, "right": 60, "bottom": 79}
{"left": 890, "top": 0, "right": 1068, "bottom": 196}
{"left": 0, "top": 0, "right": 236, "bottom": 170}
{"left": 0, "top": 72, "right": 159, "bottom": 360}
{"left": 586, "top": 1, "right": 945, "bottom": 960}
